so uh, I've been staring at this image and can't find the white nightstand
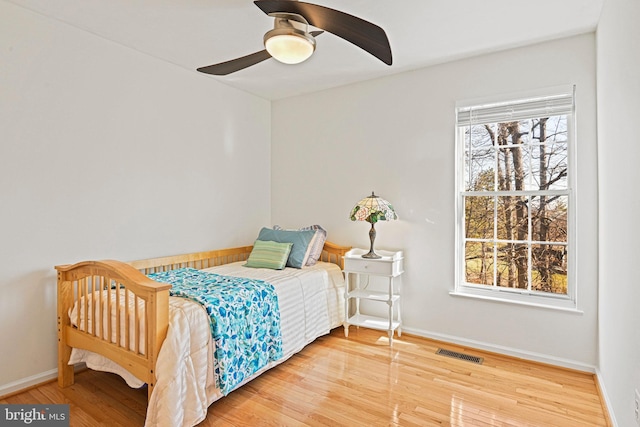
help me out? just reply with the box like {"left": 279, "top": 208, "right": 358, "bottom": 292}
{"left": 343, "top": 248, "right": 404, "bottom": 345}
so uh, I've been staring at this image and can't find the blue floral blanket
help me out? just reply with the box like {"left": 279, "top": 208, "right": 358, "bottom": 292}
{"left": 147, "top": 268, "right": 283, "bottom": 395}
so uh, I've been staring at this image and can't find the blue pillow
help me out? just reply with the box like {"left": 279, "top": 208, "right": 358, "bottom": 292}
{"left": 257, "top": 227, "right": 316, "bottom": 268}
{"left": 273, "top": 225, "right": 327, "bottom": 266}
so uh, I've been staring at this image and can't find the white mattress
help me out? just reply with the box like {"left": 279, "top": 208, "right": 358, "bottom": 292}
{"left": 69, "top": 261, "right": 345, "bottom": 427}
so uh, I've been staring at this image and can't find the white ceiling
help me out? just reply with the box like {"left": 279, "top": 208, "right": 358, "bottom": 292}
{"left": 8, "top": 0, "right": 604, "bottom": 100}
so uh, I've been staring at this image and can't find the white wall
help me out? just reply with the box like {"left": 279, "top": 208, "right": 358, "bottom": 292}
{"left": 272, "top": 34, "right": 599, "bottom": 369}
{"left": 596, "top": 0, "right": 640, "bottom": 425}
{"left": 0, "top": 1, "right": 271, "bottom": 392}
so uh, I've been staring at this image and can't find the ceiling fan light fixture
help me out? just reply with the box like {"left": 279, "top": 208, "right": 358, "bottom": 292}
{"left": 197, "top": 3, "right": 393, "bottom": 76}
{"left": 264, "top": 27, "right": 315, "bottom": 65}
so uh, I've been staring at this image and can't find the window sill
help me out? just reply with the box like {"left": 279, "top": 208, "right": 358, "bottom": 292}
{"left": 450, "top": 288, "right": 582, "bottom": 313}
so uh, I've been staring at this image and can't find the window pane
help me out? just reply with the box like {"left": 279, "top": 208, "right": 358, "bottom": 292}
{"left": 464, "top": 196, "right": 494, "bottom": 239}
{"left": 522, "top": 145, "right": 534, "bottom": 190}
{"left": 496, "top": 242, "right": 529, "bottom": 289}
{"left": 530, "top": 116, "right": 568, "bottom": 190}
{"left": 531, "top": 195, "right": 568, "bottom": 243}
{"left": 495, "top": 242, "right": 511, "bottom": 288}
{"left": 547, "top": 142, "right": 568, "bottom": 190}
{"left": 543, "top": 116, "right": 568, "bottom": 145}
{"left": 471, "top": 124, "right": 495, "bottom": 150}
{"left": 465, "top": 241, "right": 494, "bottom": 285}
{"left": 496, "top": 195, "right": 528, "bottom": 241}
{"left": 466, "top": 124, "right": 495, "bottom": 191}
{"left": 531, "top": 244, "right": 567, "bottom": 294}
{"left": 531, "top": 145, "right": 568, "bottom": 190}
{"left": 497, "top": 129, "right": 529, "bottom": 191}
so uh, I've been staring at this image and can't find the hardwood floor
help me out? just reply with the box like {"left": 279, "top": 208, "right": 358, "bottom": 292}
{"left": 2, "top": 328, "right": 610, "bottom": 426}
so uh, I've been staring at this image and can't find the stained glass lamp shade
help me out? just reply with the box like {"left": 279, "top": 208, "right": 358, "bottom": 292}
{"left": 349, "top": 192, "right": 398, "bottom": 259}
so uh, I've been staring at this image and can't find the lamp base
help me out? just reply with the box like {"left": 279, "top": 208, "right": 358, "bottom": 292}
{"left": 362, "top": 222, "right": 381, "bottom": 259}
{"left": 361, "top": 251, "right": 381, "bottom": 259}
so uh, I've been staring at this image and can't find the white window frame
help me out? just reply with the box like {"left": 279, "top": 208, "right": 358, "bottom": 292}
{"left": 452, "top": 86, "right": 578, "bottom": 311}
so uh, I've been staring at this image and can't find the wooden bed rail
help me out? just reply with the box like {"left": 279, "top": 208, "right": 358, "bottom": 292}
{"left": 56, "top": 242, "right": 349, "bottom": 402}
{"left": 128, "top": 242, "right": 349, "bottom": 274}
{"left": 319, "top": 241, "right": 349, "bottom": 270}
{"left": 129, "top": 246, "right": 254, "bottom": 274}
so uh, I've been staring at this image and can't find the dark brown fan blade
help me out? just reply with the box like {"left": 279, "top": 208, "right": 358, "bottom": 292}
{"left": 197, "top": 49, "right": 272, "bottom": 76}
{"left": 254, "top": 0, "right": 392, "bottom": 65}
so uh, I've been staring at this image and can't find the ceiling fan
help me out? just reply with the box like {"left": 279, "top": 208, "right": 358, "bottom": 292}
{"left": 197, "top": 0, "right": 392, "bottom": 76}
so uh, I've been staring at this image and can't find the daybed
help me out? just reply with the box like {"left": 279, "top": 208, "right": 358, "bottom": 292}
{"left": 56, "top": 235, "right": 350, "bottom": 426}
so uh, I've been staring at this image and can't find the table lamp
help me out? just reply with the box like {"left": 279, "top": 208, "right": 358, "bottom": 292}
{"left": 349, "top": 192, "right": 397, "bottom": 259}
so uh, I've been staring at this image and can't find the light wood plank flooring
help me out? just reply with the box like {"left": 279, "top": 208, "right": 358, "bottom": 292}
{"left": 2, "top": 328, "right": 610, "bottom": 426}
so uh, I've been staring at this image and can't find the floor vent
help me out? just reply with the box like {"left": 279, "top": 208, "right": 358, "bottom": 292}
{"left": 435, "top": 348, "right": 484, "bottom": 364}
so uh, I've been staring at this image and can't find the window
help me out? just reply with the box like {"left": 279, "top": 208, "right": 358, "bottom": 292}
{"left": 454, "top": 86, "right": 576, "bottom": 310}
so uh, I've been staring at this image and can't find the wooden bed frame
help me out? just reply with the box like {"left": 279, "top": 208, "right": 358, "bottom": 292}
{"left": 55, "top": 242, "right": 349, "bottom": 400}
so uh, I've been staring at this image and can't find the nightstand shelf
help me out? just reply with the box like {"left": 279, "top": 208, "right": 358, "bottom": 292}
{"left": 343, "top": 248, "right": 404, "bottom": 345}
{"left": 347, "top": 289, "right": 401, "bottom": 302}
{"left": 346, "top": 314, "right": 402, "bottom": 332}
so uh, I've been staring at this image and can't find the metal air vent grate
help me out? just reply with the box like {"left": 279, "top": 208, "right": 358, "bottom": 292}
{"left": 435, "top": 348, "right": 484, "bottom": 364}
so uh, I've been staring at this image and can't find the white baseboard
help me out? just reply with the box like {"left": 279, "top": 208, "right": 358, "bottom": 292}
{"left": 0, "top": 364, "right": 86, "bottom": 399}
{"left": 594, "top": 368, "right": 618, "bottom": 427}
{"left": 401, "top": 325, "right": 597, "bottom": 373}
{"left": 0, "top": 369, "right": 58, "bottom": 398}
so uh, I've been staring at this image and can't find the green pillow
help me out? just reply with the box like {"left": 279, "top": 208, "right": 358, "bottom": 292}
{"left": 257, "top": 227, "right": 316, "bottom": 268}
{"left": 244, "top": 240, "right": 293, "bottom": 270}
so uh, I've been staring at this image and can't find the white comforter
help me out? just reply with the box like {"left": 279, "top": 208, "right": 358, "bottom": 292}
{"left": 69, "top": 261, "right": 345, "bottom": 427}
